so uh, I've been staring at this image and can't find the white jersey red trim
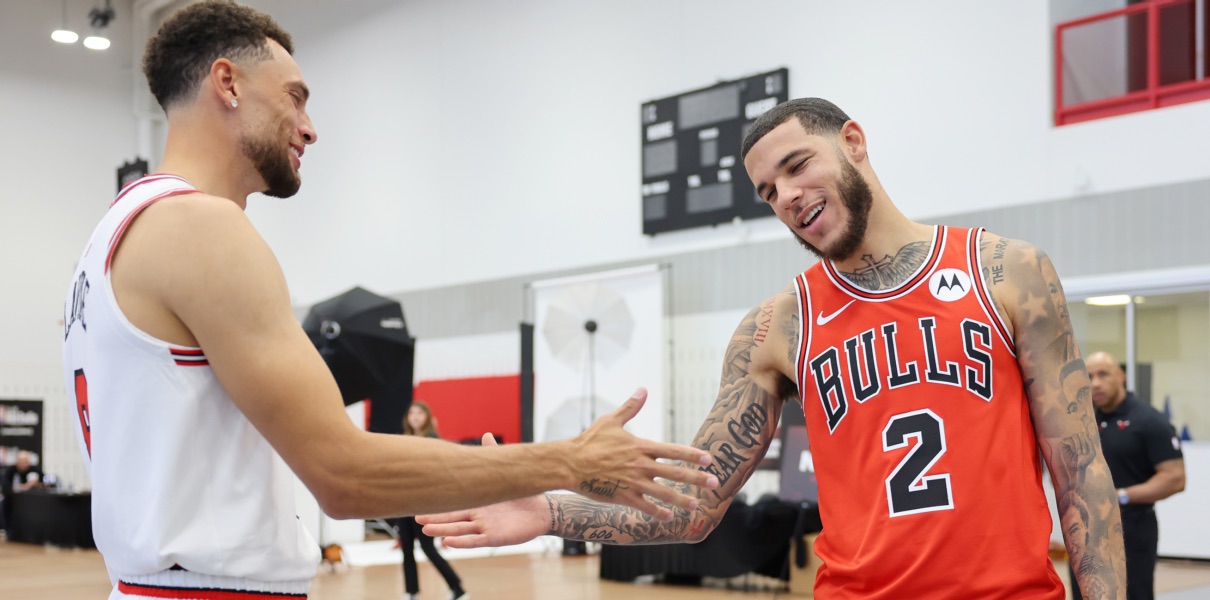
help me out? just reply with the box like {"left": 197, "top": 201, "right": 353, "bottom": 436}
{"left": 170, "top": 347, "right": 210, "bottom": 367}
{"left": 110, "top": 174, "right": 192, "bottom": 208}
{"left": 62, "top": 175, "right": 318, "bottom": 594}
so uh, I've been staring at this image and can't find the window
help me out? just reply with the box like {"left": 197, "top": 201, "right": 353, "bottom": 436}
{"left": 1069, "top": 291, "right": 1207, "bottom": 440}
{"left": 1055, "top": 0, "right": 1210, "bottom": 125}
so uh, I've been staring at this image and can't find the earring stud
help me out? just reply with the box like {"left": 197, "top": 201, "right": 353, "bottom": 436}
{"left": 231, "top": 99, "right": 238, "bottom": 108}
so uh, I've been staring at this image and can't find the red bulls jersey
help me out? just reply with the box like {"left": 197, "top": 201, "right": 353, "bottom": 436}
{"left": 792, "top": 226, "right": 1063, "bottom": 599}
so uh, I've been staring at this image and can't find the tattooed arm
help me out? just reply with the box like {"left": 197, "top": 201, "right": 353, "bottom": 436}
{"left": 984, "top": 233, "right": 1126, "bottom": 600}
{"left": 418, "top": 287, "right": 801, "bottom": 548}
{"left": 545, "top": 288, "right": 800, "bottom": 544}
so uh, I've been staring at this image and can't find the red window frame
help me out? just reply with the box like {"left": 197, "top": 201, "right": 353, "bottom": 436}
{"left": 1055, "top": 0, "right": 1210, "bottom": 125}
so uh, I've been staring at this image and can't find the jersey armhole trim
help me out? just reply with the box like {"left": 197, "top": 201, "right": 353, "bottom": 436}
{"left": 104, "top": 188, "right": 198, "bottom": 274}
{"left": 111, "top": 174, "right": 192, "bottom": 208}
{"left": 793, "top": 274, "right": 812, "bottom": 393}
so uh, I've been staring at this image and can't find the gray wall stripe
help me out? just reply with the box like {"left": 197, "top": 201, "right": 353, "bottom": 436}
{"left": 387, "top": 180, "right": 1210, "bottom": 339}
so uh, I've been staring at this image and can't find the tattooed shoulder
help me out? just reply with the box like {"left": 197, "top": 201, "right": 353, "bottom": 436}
{"left": 785, "top": 306, "right": 800, "bottom": 365}
{"left": 778, "top": 284, "right": 800, "bottom": 350}
{"left": 981, "top": 232, "right": 1012, "bottom": 289}
{"left": 753, "top": 297, "right": 777, "bottom": 347}
{"left": 977, "top": 232, "right": 1022, "bottom": 335}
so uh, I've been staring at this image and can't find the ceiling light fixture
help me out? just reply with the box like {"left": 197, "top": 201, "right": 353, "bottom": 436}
{"left": 83, "top": 0, "right": 115, "bottom": 51}
{"left": 1084, "top": 294, "right": 1132, "bottom": 307}
{"left": 83, "top": 35, "right": 111, "bottom": 50}
{"left": 51, "top": 0, "right": 78, "bottom": 44}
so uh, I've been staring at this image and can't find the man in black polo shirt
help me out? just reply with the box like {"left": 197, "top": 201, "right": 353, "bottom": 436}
{"left": 1072, "top": 352, "right": 1185, "bottom": 600}
{"left": 1, "top": 450, "right": 45, "bottom": 533}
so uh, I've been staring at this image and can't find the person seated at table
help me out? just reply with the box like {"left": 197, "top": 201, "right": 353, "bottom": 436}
{"left": 1, "top": 451, "right": 45, "bottom": 532}
{"left": 4, "top": 451, "right": 45, "bottom": 493}
{"left": 1, "top": 450, "right": 43, "bottom": 491}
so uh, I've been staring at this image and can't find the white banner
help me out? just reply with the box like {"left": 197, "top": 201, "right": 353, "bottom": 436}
{"left": 531, "top": 265, "right": 666, "bottom": 444}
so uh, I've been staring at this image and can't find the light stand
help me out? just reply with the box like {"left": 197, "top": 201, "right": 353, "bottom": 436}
{"left": 563, "top": 318, "right": 598, "bottom": 557}
{"left": 584, "top": 319, "right": 598, "bottom": 425}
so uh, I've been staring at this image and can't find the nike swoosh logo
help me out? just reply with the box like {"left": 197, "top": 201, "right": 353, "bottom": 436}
{"left": 816, "top": 300, "right": 856, "bottom": 326}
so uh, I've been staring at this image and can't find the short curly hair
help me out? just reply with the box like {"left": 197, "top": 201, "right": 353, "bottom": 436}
{"left": 143, "top": 0, "right": 294, "bottom": 111}
{"left": 740, "top": 98, "right": 851, "bottom": 160}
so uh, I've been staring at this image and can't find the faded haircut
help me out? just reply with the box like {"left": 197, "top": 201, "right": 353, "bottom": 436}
{"left": 143, "top": 0, "right": 294, "bottom": 111}
{"left": 740, "top": 97, "right": 852, "bottom": 160}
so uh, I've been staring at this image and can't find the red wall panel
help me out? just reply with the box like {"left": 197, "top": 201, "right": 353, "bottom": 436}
{"left": 413, "top": 375, "right": 521, "bottom": 444}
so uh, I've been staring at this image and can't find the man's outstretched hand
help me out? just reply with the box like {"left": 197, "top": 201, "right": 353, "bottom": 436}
{"left": 564, "top": 388, "right": 715, "bottom": 520}
{"left": 419, "top": 433, "right": 551, "bottom": 549}
{"left": 419, "top": 388, "right": 718, "bottom": 546}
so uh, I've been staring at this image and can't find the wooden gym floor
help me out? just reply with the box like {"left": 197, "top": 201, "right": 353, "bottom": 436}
{"left": 3, "top": 538, "right": 1210, "bottom": 600}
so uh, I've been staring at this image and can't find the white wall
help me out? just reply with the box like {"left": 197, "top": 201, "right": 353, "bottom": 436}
{"left": 1156, "top": 441, "right": 1210, "bottom": 559}
{"left": 231, "top": 0, "right": 1210, "bottom": 306}
{"left": 414, "top": 331, "right": 520, "bottom": 381}
{"left": 0, "top": 0, "right": 137, "bottom": 487}
{"left": 1050, "top": 0, "right": 1127, "bottom": 24}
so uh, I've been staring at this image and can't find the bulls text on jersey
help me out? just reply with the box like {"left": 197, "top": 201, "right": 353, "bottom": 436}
{"left": 808, "top": 315, "right": 995, "bottom": 433}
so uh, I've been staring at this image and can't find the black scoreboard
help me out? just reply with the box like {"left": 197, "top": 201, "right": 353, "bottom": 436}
{"left": 640, "top": 68, "right": 788, "bottom": 235}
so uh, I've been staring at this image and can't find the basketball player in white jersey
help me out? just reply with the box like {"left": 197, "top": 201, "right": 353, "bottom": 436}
{"left": 61, "top": 2, "right": 715, "bottom": 598}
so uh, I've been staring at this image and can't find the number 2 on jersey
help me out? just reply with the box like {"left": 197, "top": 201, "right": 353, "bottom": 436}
{"left": 73, "top": 369, "right": 92, "bottom": 457}
{"left": 883, "top": 409, "right": 954, "bottom": 516}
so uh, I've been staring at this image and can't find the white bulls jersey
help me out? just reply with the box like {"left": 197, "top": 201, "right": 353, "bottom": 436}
{"left": 62, "top": 175, "right": 318, "bottom": 597}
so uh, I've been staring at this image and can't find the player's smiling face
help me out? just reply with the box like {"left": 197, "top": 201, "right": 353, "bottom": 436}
{"left": 236, "top": 40, "right": 316, "bottom": 199}
{"left": 744, "top": 119, "right": 872, "bottom": 261}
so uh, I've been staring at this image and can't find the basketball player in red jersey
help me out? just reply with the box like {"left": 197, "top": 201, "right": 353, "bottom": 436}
{"left": 63, "top": 2, "right": 715, "bottom": 598}
{"left": 421, "top": 98, "right": 1127, "bottom": 599}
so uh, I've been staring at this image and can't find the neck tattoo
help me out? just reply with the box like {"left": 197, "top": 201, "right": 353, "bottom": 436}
{"left": 838, "top": 241, "right": 931, "bottom": 291}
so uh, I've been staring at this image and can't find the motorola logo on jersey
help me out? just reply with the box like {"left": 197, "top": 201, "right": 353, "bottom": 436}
{"left": 929, "top": 268, "right": 971, "bottom": 302}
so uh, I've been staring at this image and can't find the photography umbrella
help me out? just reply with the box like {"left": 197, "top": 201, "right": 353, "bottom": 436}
{"left": 302, "top": 286, "right": 413, "bottom": 406}
{"left": 541, "top": 282, "right": 634, "bottom": 371}
{"left": 539, "top": 282, "right": 634, "bottom": 435}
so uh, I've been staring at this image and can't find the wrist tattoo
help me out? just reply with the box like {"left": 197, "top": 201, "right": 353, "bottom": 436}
{"left": 580, "top": 478, "right": 627, "bottom": 498}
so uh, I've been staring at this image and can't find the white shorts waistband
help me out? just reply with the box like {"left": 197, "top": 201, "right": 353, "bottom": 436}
{"left": 118, "top": 569, "right": 310, "bottom": 597}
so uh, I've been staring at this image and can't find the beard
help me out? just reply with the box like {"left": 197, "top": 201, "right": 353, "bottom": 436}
{"left": 240, "top": 126, "right": 300, "bottom": 199}
{"left": 788, "top": 158, "right": 873, "bottom": 262}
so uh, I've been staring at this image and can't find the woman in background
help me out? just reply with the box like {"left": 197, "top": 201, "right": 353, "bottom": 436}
{"left": 395, "top": 401, "right": 467, "bottom": 600}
